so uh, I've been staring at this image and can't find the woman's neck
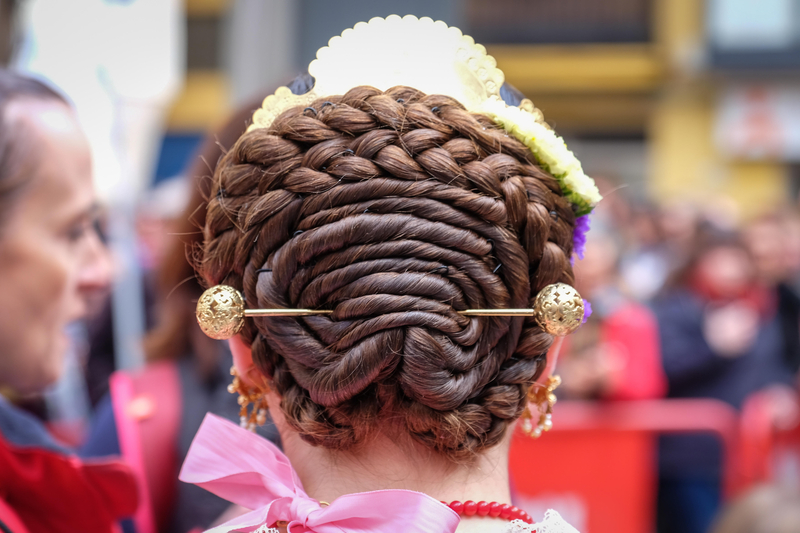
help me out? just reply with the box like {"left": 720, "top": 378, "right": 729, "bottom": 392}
{"left": 279, "top": 423, "right": 515, "bottom": 532}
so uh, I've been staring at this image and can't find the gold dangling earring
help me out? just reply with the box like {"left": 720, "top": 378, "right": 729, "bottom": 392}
{"left": 228, "top": 366, "right": 270, "bottom": 432}
{"left": 521, "top": 375, "right": 561, "bottom": 438}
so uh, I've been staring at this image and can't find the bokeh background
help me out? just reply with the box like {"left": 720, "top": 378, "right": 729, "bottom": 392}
{"left": 1, "top": 1, "right": 800, "bottom": 533}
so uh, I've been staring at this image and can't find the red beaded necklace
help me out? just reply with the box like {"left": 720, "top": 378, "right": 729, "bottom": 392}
{"left": 442, "top": 500, "right": 534, "bottom": 524}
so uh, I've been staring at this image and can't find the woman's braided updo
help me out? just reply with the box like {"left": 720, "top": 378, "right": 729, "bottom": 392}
{"left": 200, "top": 85, "right": 576, "bottom": 459}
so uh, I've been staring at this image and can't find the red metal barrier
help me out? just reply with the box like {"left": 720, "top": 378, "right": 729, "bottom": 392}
{"left": 739, "top": 389, "right": 800, "bottom": 487}
{"left": 509, "top": 399, "right": 741, "bottom": 533}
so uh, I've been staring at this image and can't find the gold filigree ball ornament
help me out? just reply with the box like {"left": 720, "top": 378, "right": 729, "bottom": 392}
{"left": 532, "top": 283, "right": 585, "bottom": 337}
{"left": 196, "top": 285, "right": 246, "bottom": 340}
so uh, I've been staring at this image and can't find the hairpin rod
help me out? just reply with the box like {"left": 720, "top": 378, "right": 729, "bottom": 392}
{"left": 244, "top": 309, "right": 333, "bottom": 317}
{"left": 243, "top": 308, "right": 534, "bottom": 317}
{"left": 458, "top": 309, "right": 535, "bottom": 317}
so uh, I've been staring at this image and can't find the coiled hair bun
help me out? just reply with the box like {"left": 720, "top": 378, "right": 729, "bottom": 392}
{"left": 200, "top": 85, "right": 576, "bottom": 459}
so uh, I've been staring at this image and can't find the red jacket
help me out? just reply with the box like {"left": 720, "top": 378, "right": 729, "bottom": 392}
{"left": 0, "top": 398, "right": 137, "bottom": 533}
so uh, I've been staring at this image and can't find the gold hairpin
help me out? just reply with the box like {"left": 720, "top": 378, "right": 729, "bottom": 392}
{"left": 195, "top": 283, "right": 584, "bottom": 340}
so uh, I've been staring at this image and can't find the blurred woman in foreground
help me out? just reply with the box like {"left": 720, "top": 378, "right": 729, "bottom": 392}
{"left": 0, "top": 70, "right": 136, "bottom": 533}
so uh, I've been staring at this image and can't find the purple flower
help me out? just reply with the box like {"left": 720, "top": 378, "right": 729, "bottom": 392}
{"left": 572, "top": 214, "right": 591, "bottom": 262}
{"left": 582, "top": 299, "right": 592, "bottom": 324}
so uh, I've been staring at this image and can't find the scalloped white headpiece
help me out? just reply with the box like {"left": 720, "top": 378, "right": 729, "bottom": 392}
{"left": 248, "top": 15, "right": 601, "bottom": 214}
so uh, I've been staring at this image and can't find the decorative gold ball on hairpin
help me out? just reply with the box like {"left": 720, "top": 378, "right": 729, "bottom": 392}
{"left": 532, "top": 283, "right": 584, "bottom": 336}
{"left": 196, "top": 285, "right": 246, "bottom": 340}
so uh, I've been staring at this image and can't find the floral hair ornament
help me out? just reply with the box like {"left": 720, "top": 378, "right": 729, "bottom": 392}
{"left": 247, "top": 14, "right": 601, "bottom": 216}
{"left": 195, "top": 283, "right": 584, "bottom": 340}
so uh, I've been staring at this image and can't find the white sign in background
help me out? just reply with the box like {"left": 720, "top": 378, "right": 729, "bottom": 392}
{"left": 715, "top": 85, "right": 800, "bottom": 162}
{"left": 708, "top": 0, "right": 798, "bottom": 50}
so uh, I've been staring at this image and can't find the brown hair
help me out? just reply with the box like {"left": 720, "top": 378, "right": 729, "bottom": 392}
{"left": 199, "top": 85, "right": 576, "bottom": 459}
{"left": 144, "top": 74, "right": 315, "bottom": 375}
{"left": 0, "top": 70, "right": 67, "bottom": 228}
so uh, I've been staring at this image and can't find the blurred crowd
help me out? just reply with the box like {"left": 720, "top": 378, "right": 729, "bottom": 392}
{"left": 559, "top": 177, "right": 800, "bottom": 533}
{"left": 562, "top": 177, "right": 800, "bottom": 406}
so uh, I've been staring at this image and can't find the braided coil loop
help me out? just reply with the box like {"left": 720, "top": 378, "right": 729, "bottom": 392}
{"left": 200, "top": 86, "right": 576, "bottom": 458}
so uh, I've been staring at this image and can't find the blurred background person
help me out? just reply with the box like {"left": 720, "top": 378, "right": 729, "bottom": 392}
{"left": 653, "top": 225, "right": 800, "bottom": 533}
{"left": 80, "top": 95, "right": 285, "bottom": 533}
{"left": 743, "top": 213, "right": 800, "bottom": 378}
{"left": 617, "top": 200, "right": 673, "bottom": 303}
{"left": 81, "top": 175, "right": 190, "bottom": 408}
{"left": 784, "top": 212, "right": 800, "bottom": 294}
{"left": 710, "top": 485, "right": 800, "bottom": 533}
{"left": 0, "top": 69, "right": 135, "bottom": 533}
{"left": 558, "top": 192, "right": 666, "bottom": 401}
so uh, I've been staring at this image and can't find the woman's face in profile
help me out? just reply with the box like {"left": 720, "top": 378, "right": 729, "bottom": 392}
{"left": 0, "top": 100, "right": 111, "bottom": 394}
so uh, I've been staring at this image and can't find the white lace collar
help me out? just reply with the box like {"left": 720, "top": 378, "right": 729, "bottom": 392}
{"left": 255, "top": 509, "right": 579, "bottom": 533}
{"left": 504, "top": 510, "right": 580, "bottom": 533}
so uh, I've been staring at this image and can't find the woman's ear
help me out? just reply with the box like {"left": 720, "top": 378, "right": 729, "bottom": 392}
{"left": 228, "top": 335, "right": 258, "bottom": 387}
{"left": 537, "top": 336, "right": 565, "bottom": 385}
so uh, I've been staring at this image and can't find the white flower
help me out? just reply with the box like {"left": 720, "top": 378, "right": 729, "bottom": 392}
{"left": 477, "top": 99, "right": 602, "bottom": 215}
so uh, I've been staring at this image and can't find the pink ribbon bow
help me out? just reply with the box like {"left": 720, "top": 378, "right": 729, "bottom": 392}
{"left": 180, "top": 414, "right": 461, "bottom": 533}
